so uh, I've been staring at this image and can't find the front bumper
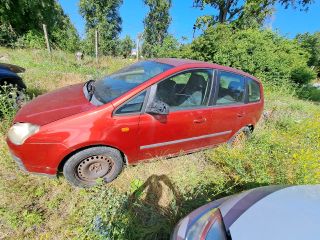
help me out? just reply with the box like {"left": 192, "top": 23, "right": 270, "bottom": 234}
{"left": 6, "top": 138, "right": 69, "bottom": 176}
{"left": 10, "top": 151, "right": 27, "bottom": 172}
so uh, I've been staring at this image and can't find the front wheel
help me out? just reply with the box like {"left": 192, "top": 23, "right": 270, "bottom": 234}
{"left": 63, "top": 146, "right": 124, "bottom": 188}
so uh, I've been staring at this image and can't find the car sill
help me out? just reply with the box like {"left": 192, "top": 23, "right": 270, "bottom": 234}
{"left": 140, "top": 130, "right": 232, "bottom": 150}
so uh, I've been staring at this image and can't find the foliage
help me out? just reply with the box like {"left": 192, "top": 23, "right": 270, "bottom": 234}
{"left": 79, "top": 0, "right": 123, "bottom": 56}
{"left": 193, "top": 0, "right": 314, "bottom": 29}
{"left": 142, "top": 0, "right": 172, "bottom": 57}
{"left": 0, "top": 0, "right": 79, "bottom": 51}
{"left": 295, "top": 32, "right": 320, "bottom": 76}
{"left": 291, "top": 66, "right": 317, "bottom": 86}
{"left": 0, "top": 85, "right": 19, "bottom": 133}
{"left": 297, "top": 85, "right": 320, "bottom": 102}
{"left": 118, "top": 35, "right": 134, "bottom": 58}
{"left": 183, "top": 24, "right": 315, "bottom": 86}
{"left": 15, "top": 30, "right": 45, "bottom": 49}
{"left": 153, "top": 35, "right": 182, "bottom": 58}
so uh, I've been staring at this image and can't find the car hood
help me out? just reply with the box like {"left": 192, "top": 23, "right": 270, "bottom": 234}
{"left": 14, "top": 83, "right": 96, "bottom": 126}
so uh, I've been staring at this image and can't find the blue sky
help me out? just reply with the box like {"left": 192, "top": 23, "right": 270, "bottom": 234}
{"left": 59, "top": 0, "right": 320, "bottom": 42}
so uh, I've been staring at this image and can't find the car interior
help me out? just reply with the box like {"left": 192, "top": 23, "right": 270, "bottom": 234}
{"left": 157, "top": 72, "right": 209, "bottom": 108}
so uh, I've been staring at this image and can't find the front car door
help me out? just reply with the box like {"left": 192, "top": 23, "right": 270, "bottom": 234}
{"left": 137, "top": 69, "right": 217, "bottom": 161}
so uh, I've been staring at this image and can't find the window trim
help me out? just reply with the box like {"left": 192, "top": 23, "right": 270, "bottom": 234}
{"left": 145, "top": 68, "right": 216, "bottom": 113}
{"left": 212, "top": 70, "right": 247, "bottom": 106}
{"left": 113, "top": 88, "right": 151, "bottom": 116}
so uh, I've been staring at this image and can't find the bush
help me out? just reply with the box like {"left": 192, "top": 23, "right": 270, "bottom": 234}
{"left": 297, "top": 85, "right": 320, "bottom": 102}
{"left": 15, "top": 30, "right": 45, "bottom": 49}
{"left": 291, "top": 66, "right": 317, "bottom": 86}
{"left": 183, "top": 25, "right": 312, "bottom": 87}
{"left": 154, "top": 35, "right": 182, "bottom": 58}
{"left": 0, "top": 85, "right": 19, "bottom": 133}
{"left": 0, "top": 24, "right": 18, "bottom": 47}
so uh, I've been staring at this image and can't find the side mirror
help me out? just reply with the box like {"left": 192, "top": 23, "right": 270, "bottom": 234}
{"left": 146, "top": 100, "right": 170, "bottom": 115}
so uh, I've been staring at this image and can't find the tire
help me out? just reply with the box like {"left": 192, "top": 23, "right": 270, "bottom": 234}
{"left": 228, "top": 126, "right": 252, "bottom": 147}
{"left": 63, "top": 146, "right": 124, "bottom": 188}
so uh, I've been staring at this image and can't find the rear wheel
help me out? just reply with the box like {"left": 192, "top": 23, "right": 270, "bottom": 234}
{"left": 63, "top": 146, "right": 124, "bottom": 188}
{"left": 228, "top": 126, "right": 251, "bottom": 147}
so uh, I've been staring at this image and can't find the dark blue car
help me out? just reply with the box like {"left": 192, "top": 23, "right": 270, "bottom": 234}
{"left": 0, "top": 63, "right": 26, "bottom": 104}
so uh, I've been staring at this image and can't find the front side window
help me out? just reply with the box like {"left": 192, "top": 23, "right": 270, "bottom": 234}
{"left": 116, "top": 91, "right": 146, "bottom": 114}
{"left": 155, "top": 69, "right": 213, "bottom": 110}
{"left": 247, "top": 78, "right": 261, "bottom": 102}
{"left": 94, "top": 61, "right": 173, "bottom": 104}
{"left": 216, "top": 72, "right": 245, "bottom": 105}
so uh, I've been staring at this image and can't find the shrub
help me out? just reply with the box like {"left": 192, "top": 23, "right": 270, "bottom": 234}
{"left": 291, "top": 66, "right": 317, "bottom": 86}
{"left": 154, "top": 35, "right": 182, "bottom": 58}
{"left": 182, "top": 24, "right": 312, "bottom": 87}
{"left": 0, "top": 85, "right": 19, "bottom": 133}
{"left": 15, "top": 30, "right": 45, "bottom": 49}
{"left": 297, "top": 85, "right": 320, "bottom": 102}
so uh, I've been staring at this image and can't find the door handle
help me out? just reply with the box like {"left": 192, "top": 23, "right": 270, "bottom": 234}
{"left": 237, "top": 112, "right": 245, "bottom": 118}
{"left": 193, "top": 117, "right": 207, "bottom": 124}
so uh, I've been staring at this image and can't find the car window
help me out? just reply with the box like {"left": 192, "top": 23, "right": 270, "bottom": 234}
{"left": 116, "top": 91, "right": 146, "bottom": 114}
{"left": 155, "top": 69, "right": 213, "bottom": 110}
{"left": 206, "top": 218, "right": 228, "bottom": 240}
{"left": 94, "top": 61, "right": 173, "bottom": 104}
{"left": 216, "top": 72, "right": 245, "bottom": 105}
{"left": 247, "top": 78, "right": 261, "bottom": 102}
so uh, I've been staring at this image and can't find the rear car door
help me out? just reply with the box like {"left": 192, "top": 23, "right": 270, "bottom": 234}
{"left": 240, "top": 77, "right": 264, "bottom": 127}
{"left": 209, "top": 71, "right": 247, "bottom": 143}
{"left": 137, "top": 69, "right": 217, "bottom": 161}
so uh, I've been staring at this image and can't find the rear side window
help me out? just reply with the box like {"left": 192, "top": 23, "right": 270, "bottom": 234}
{"left": 216, "top": 72, "right": 245, "bottom": 105}
{"left": 247, "top": 78, "right": 261, "bottom": 102}
{"left": 115, "top": 91, "right": 146, "bottom": 114}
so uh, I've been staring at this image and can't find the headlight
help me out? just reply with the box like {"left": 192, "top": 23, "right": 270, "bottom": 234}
{"left": 8, "top": 123, "right": 39, "bottom": 145}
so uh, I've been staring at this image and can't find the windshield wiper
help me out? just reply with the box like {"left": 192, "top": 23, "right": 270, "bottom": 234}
{"left": 86, "top": 80, "right": 95, "bottom": 101}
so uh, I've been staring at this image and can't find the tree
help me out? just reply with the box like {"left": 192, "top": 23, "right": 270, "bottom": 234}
{"left": 295, "top": 32, "right": 320, "bottom": 76}
{"left": 142, "top": 0, "right": 172, "bottom": 57}
{"left": 119, "top": 35, "right": 134, "bottom": 58}
{"left": 0, "top": 0, "right": 79, "bottom": 51}
{"left": 79, "top": 0, "right": 123, "bottom": 56}
{"left": 193, "top": 0, "right": 314, "bottom": 29}
{"left": 153, "top": 35, "right": 181, "bottom": 58}
{"left": 183, "top": 24, "right": 315, "bottom": 86}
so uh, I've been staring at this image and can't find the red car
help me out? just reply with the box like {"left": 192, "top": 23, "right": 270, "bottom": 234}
{"left": 7, "top": 59, "right": 263, "bottom": 187}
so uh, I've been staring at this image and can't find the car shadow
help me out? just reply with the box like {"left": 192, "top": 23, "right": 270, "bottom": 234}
{"left": 125, "top": 174, "right": 270, "bottom": 240}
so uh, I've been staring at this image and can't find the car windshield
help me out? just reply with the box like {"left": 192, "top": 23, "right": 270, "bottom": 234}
{"left": 94, "top": 61, "right": 173, "bottom": 104}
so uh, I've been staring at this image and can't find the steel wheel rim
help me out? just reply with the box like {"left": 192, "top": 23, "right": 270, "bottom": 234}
{"left": 76, "top": 155, "right": 115, "bottom": 181}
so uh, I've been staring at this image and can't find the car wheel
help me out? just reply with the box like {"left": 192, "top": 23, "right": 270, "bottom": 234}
{"left": 228, "top": 126, "right": 251, "bottom": 147}
{"left": 63, "top": 146, "right": 124, "bottom": 188}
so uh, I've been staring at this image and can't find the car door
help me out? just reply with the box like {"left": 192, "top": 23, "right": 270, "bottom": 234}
{"left": 240, "top": 77, "right": 263, "bottom": 127}
{"left": 209, "top": 70, "right": 247, "bottom": 143}
{"left": 137, "top": 69, "right": 217, "bottom": 160}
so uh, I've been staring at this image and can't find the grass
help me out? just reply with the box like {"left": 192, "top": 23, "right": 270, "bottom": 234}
{"left": 0, "top": 48, "right": 319, "bottom": 239}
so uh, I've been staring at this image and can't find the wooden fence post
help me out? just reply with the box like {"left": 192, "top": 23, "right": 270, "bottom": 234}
{"left": 42, "top": 24, "right": 51, "bottom": 54}
{"left": 95, "top": 29, "right": 99, "bottom": 62}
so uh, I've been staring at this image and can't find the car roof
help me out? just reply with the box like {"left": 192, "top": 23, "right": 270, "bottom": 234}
{"left": 152, "top": 58, "right": 259, "bottom": 82}
{"left": 227, "top": 185, "right": 320, "bottom": 240}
